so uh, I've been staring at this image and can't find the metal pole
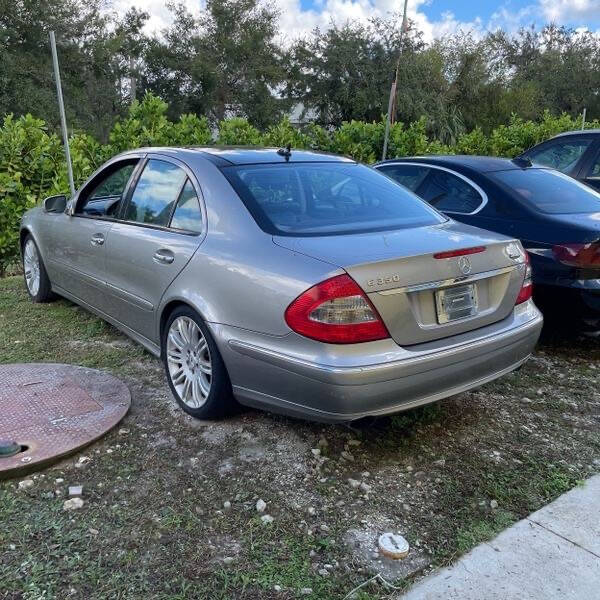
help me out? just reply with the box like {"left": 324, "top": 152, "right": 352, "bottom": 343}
{"left": 582, "top": 107, "right": 587, "bottom": 131}
{"left": 382, "top": 83, "right": 396, "bottom": 161}
{"left": 382, "top": 0, "right": 409, "bottom": 161}
{"left": 50, "top": 31, "right": 75, "bottom": 197}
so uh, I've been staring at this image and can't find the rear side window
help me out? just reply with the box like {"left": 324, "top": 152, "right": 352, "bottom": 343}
{"left": 527, "top": 139, "right": 592, "bottom": 173}
{"left": 222, "top": 163, "right": 445, "bottom": 236}
{"left": 170, "top": 180, "right": 202, "bottom": 233}
{"left": 125, "top": 159, "right": 187, "bottom": 226}
{"left": 491, "top": 168, "right": 600, "bottom": 214}
{"left": 379, "top": 164, "right": 485, "bottom": 214}
{"left": 378, "top": 164, "right": 429, "bottom": 191}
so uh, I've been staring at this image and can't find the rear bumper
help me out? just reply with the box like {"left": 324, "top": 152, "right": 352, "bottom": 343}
{"left": 212, "top": 300, "right": 543, "bottom": 423}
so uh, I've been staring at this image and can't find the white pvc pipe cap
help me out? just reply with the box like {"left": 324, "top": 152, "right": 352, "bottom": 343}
{"left": 378, "top": 532, "right": 410, "bottom": 559}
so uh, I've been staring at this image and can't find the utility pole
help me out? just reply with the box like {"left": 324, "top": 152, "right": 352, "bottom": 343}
{"left": 582, "top": 107, "right": 587, "bottom": 131}
{"left": 50, "top": 31, "right": 75, "bottom": 197}
{"left": 382, "top": 0, "right": 409, "bottom": 162}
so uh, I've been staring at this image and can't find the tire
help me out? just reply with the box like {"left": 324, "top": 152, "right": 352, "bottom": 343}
{"left": 161, "top": 305, "right": 237, "bottom": 419}
{"left": 22, "top": 235, "right": 55, "bottom": 303}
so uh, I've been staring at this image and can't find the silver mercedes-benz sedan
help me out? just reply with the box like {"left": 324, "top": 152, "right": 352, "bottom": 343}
{"left": 20, "top": 147, "right": 543, "bottom": 422}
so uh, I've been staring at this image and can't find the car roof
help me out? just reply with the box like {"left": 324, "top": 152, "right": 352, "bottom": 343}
{"left": 119, "top": 146, "right": 355, "bottom": 166}
{"left": 193, "top": 146, "right": 355, "bottom": 165}
{"left": 552, "top": 129, "right": 600, "bottom": 139}
{"left": 376, "top": 155, "right": 523, "bottom": 174}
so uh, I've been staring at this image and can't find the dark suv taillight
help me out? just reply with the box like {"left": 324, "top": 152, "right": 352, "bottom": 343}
{"left": 553, "top": 242, "right": 600, "bottom": 269}
{"left": 285, "top": 274, "right": 390, "bottom": 343}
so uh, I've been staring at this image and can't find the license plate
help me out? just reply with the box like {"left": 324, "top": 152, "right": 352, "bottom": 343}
{"left": 435, "top": 284, "right": 478, "bottom": 324}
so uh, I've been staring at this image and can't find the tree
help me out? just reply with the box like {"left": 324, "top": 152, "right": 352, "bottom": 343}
{"left": 490, "top": 26, "right": 600, "bottom": 120}
{"left": 0, "top": 0, "right": 130, "bottom": 140}
{"left": 285, "top": 19, "right": 408, "bottom": 125}
{"left": 286, "top": 18, "right": 467, "bottom": 142}
{"left": 143, "top": 0, "right": 286, "bottom": 128}
{"left": 110, "top": 7, "right": 150, "bottom": 104}
{"left": 2, "top": 3, "right": 599, "bottom": 138}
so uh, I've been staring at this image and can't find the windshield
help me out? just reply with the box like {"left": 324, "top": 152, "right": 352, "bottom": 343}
{"left": 491, "top": 168, "right": 600, "bottom": 214}
{"left": 222, "top": 162, "right": 445, "bottom": 236}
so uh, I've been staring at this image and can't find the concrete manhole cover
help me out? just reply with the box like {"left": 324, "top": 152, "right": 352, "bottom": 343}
{"left": 0, "top": 363, "right": 130, "bottom": 480}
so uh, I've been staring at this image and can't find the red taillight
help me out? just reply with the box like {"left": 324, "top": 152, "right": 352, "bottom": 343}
{"left": 515, "top": 251, "right": 533, "bottom": 305}
{"left": 433, "top": 246, "right": 486, "bottom": 259}
{"left": 285, "top": 274, "right": 389, "bottom": 344}
{"left": 552, "top": 243, "right": 600, "bottom": 268}
{"left": 515, "top": 281, "right": 533, "bottom": 305}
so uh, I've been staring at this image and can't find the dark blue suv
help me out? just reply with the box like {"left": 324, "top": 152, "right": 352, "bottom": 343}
{"left": 375, "top": 156, "right": 600, "bottom": 327}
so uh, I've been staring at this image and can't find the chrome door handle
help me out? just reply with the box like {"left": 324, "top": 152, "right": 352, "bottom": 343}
{"left": 153, "top": 249, "right": 175, "bottom": 264}
{"left": 91, "top": 233, "right": 105, "bottom": 246}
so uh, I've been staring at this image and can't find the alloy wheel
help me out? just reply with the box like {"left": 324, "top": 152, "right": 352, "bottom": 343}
{"left": 23, "top": 240, "right": 40, "bottom": 297}
{"left": 166, "top": 316, "right": 212, "bottom": 408}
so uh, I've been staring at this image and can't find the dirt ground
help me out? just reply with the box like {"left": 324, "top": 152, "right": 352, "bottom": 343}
{"left": 1, "top": 275, "right": 599, "bottom": 599}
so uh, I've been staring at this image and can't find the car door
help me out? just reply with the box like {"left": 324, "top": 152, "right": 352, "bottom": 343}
{"left": 577, "top": 142, "right": 600, "bottom": 192}
{"left": 103, "top": 156, "right": 204, "bottom": 342}
{"left": 521, "top": 136, "right": 597, "bottom": 177}
{"left": 48, "top": 157, "right": 141, "bottom": 312}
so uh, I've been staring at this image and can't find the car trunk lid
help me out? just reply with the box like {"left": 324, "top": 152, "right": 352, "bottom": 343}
{"left": 274, "top": 221, "right": 528, "bottom": 345}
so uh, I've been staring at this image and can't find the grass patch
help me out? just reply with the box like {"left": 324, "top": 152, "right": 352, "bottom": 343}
{"left": 455, "top": 510, "right": 515, "bottom": 554}
{"left": 0, "top": 275, "right": 599, "bottom": 599}
{"left": 0, "top": 276, "right": 154, "bottom": 375}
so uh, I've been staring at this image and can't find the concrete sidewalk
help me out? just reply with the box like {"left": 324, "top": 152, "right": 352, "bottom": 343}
{"left": 401, "top": 475, "right": 600, "bottom": 600}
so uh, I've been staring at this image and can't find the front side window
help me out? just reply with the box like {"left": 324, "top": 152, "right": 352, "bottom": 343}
{"left": 527, "top": 139, "right": 592, "bottom": 173}
{"left": 222, "top": 163, "right": 445, "bottom": 236}
{"left": 76, "top": 161, "right": 137, "bottom": 217}
{"left": 125, "top": 159, "right": 187, "bottom": 226}
{"left": 491, "top": 168, "right": 600, "bottom": 214}
{"left": 90, "top": 166, "right": 134, "bottom": 199}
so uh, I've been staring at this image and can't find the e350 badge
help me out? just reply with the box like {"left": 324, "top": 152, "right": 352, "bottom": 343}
{"left": 366, "top": 274, "right": 401, "bottom": 287}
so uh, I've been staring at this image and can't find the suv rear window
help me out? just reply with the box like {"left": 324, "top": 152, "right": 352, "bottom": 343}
{"left": 491, "top": 168, "right": 600, "bottom": 214}
{"left": 222, "top": 163, "right": 445, "bottom": 236}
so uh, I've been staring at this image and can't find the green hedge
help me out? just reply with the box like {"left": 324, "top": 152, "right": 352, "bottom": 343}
{"left": 1, "top": 92, "right": 598, "bottom": 274}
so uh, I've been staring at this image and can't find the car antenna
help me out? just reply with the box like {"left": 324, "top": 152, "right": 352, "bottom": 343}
{"left": 277, "top": 144, "right": 292, "bottom": 161}
{"left": 512, "top": 156, "right": 533, "bottom": 169}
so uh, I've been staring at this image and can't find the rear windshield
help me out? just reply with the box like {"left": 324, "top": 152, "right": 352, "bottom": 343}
{"left": 222, "top": 162, "right": 445, "bottom": 236}
{"left": 491, "top": 168, "right": 600, "bottom": 214}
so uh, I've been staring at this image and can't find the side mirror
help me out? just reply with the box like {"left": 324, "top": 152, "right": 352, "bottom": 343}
{"left": 43, "top": 194, "right": 67, "bottom": 214}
